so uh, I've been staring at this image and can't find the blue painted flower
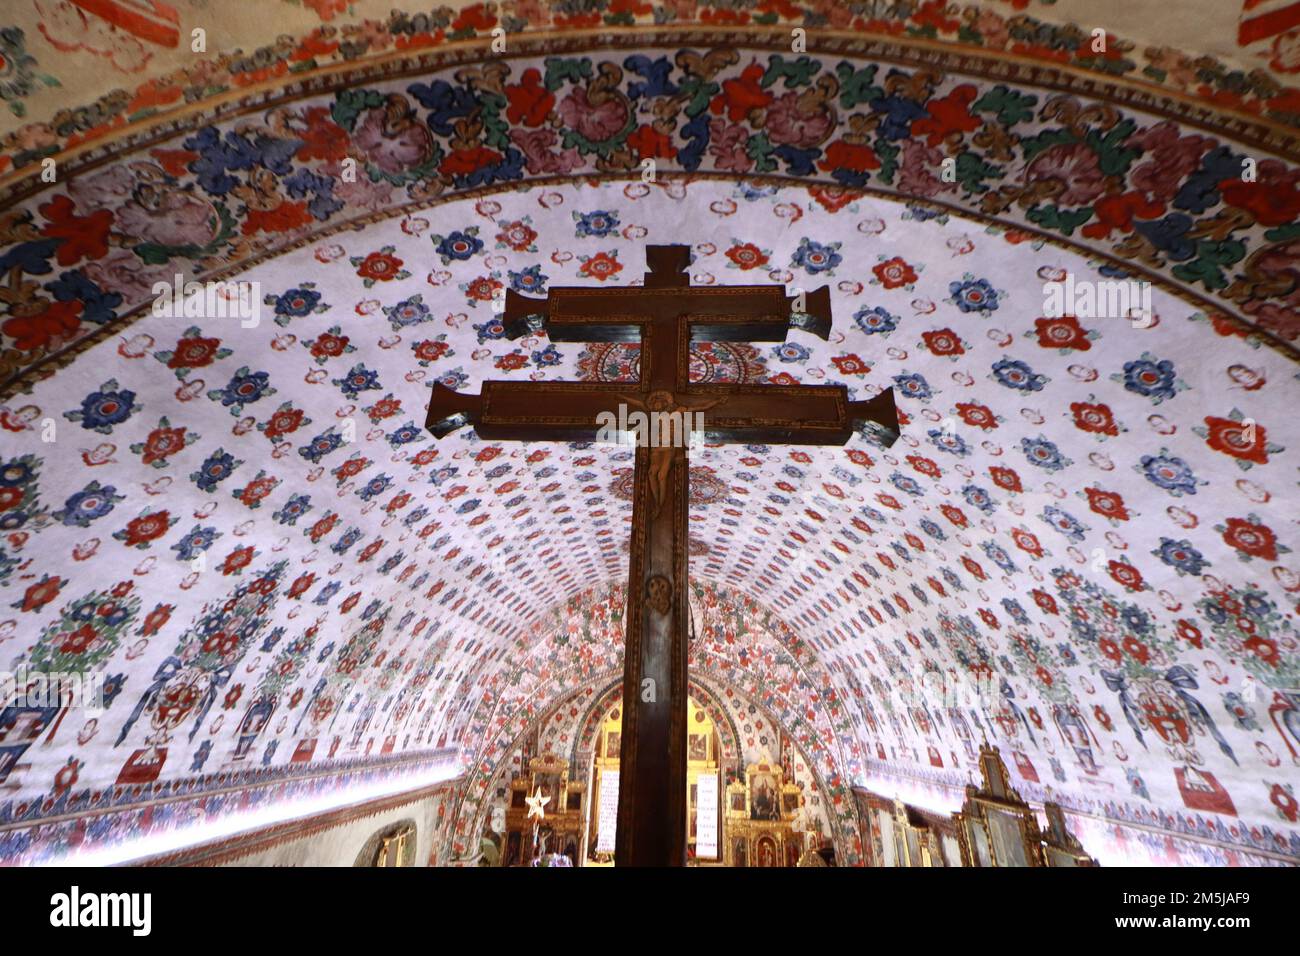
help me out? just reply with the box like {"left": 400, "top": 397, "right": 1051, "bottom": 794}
{"left": 575, "top": 210, "right": 620, "bottom": 238}
{"left": 0, "top": 460, "right": 35, "bottom": 486}
{"left": 385, "top": 296, "right": 431, "bottom": 330}
{"left": 892, "top": 373, "right": 933, "bottom": 401}
{"left": 436, "top": 367, "right": 469, "bottom": 391}
{"left": 1154, "top": 538, "right": 1209, "bottom": 576}
{"left": 1002, "top": 597, "right": 1029, "bottom": 626}
{"left": 992, "top": 358, "right": 1047, "bottom": 391}
{"left": 773, "top": 342, "right": 810, "bottom": 363}
{"left": 455, "top": 498, "right": 481, "bottom": 515}
{"left": 472, "top": 318, "right": 507, "bottom": 343}
{"left": 330, "top": 528, "right": 362, "bottom": 556}
{"left": 509, "top": 264, "right": 548, "bottom": 294}
{"left": 983, "top": 540, "right": 1017, "bottom": 574}
{"left": 271, "top": 286, "right": 322, "bottom": 318}
{"left": 358, "top": 474, "right": 393, "bottom": 501}
{"left": 1139, "top": 451, "right": 1199, "bottom": 496}
{"left": 435, "top": 230, "right": 483, "bottom": 261}
{"left": 70, "top": 382, "right": 138, "bottom": 433}
{"left": 55, "top": 481, "right": 124, "bottom": 527}
{"left": 314, "top": 580, "right": 343, "bottom": 605}
{"left": 962, "top": 484, "right": 996, "bottom": 513}
{"left": 928, "top": 428, "right": 970, "bottom": 456}
{"left": 890, "top": 472, "right": 923, "bottom": 496}
{"left": 386, "top": 422, "right": 421, "bottom": 448}
{"left": 273, "top": 493, "right": 312, "bottom": 525}
{"left": 949, "top": 278, "right": 999, "bottom": 314}
{"left": 213, "top": 369, "right": 273, "bottom": 411}
{"left": 192, "top": 449, "right": 241, "bottom": 492}
{"left": 920, "top": 517, "right": 947, "bottom": 541}
{"left": 334, "top": 364, "right": 381, "bottom": 399}
{"left": 791, "top": 238, "right": 842, "bottom": 274}
{"left": 1120, "top": 356, "right": 1179, "bottom": 403}
{"left": 0, "top": 511, "right": 27, "bottom": 532}
{"left": 531, "top": 344, "right": 562, "bottom": 367}
{"left": 171, "top": 525, "right": 221, "bottom": 561}
{"left": 1122, "top": 605, "right": 1153, "bottom": 636}
{"left": 1041, "top": 505, "right": 1087, "bottom": 542}
{"left": 853, "top": 305, "right": 899, "bottom": 335}
{"left": 299, "top": 430, "right": 344, "bottom": 464}
{"left": 1020, "top": 435, "right": 1070, "bottom": 471}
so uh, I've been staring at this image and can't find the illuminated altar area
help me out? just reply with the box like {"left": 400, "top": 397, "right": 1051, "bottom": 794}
{"left": 474, "top": 683, "right": 833, "bottom": 867}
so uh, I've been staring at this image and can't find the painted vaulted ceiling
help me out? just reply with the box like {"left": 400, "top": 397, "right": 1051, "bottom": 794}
{"left": 0, "top": 1, "right": 1297, "bottom": 866}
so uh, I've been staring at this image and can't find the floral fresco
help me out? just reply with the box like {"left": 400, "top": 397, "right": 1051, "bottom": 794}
{"left": 2, "top": 40, "right": 1298, "bottom": 401}
{"left": 0, "top": 137, "right": 1297, "bottom": 863}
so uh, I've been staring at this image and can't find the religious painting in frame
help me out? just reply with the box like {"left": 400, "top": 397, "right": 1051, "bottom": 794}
{"left": 749, "top": 770, "right": 781, "bottom": 821}
{"left": 688, "top": 733, "right": 708, "bottom": 762}
{"left": 606, "top": 731, "right": 621, "bottom": 759}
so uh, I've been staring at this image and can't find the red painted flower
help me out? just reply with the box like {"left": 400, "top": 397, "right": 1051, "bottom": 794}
{"left": 1033, "top": 315, "right": 1092, "bottom": 351}
{"left": 831, "top": 353, "right": 871, "bottom": 376}
{"left": 627, "top": 124, "right": 675, "bottom": 160}
{"left": 921, "top": 328, "right": 964, "bottom": 356}
{"left": 334, "top": 456, "right": 369, "bottom": 481}
{"left": 60, "top": 623, "right": 99, "bottom": 655}
{"left": 288, "top": 572, "right": 317, "bottom": 599}
{"left": 1070, "top": 401, "right": 1118, "bottom": 436}
{"left": 441, "top": 145, "right": 504, "bottom": 177}
{"left": 367, "top": 396, "right": 402, "bottom": 421}
{"left": 940, "top": 504, "right": 968, "bottom": 528}
{"left": 1011, "top": 527, "right": 1044, "bottom": 558}
{"left": 962, "top": 555, "right": 987, "bottom": 581}
{"left": 1175, "top": 618, "right": 1204, "bottom": 649}
{"left": 768, "top": 372, "right": 800, "bottom": 386}
{"left": 262, "top": 407, "right": 306, "bottom": 441}
{"left": 221, "top": 546, "right": 256, "bottom": 575}
{"left": 1221, "top": 516, "right": 1279, "bottom": 561}
{"left": 496, "top": 220, "right": 538, "bottom": 252}
{"left": 412, "top": 339, "right": 449, "bottom": 363}
{"left": 818, "top": 140, "right": 880, "bottom": 173}
{"left": 1204, "top": 415, "right": 1270, "bottom": 465}
{"left": 140, "top": 423, "right": 188, "bottom": 465}
{"left": 1123, "top": 636, "right": 1151, "bottom": 665}
{"left": 237, "top": 475, "right": 278, "bottom": 507}
{"left": 989, "top": 465, "right": 1022, "bottom": 492}
{"left": 872, "top": 256, "right": 917, "bottom": 289}
{"left": 1084, "top": 486, "right": 1129, "bottom": 521}
{"left": 119, "top": 511, "right": 171, "bottom": 548}
{"left": 1031, "top": 589, "right": 1058, "bottom": 615}
{"left": 725, "top": 243, "right": 769, "bottom": 270}
{"left": 710, "top": 62, "right": 772, "bottom": 122}
{"left": 579, "top": 252, "right": 623, "bottom": 281}
{"left": 464, "top": 276, "right": 502, "bottom": 303}
{"left": 1107, "top": 559, "right": 1145, "bottom": 592}
{"left": 2, "top": 299, "right": 83, "bottom": 352}
{"left": 1218, "top": 165, "right": 1300, "bottom": 227}
{"left": 1099, "top": 637, "right": 1122, "bottom": 663}
{"left": 495, "top": 352, "right": 529, "bottom": 371}
{"left": 311, "top": 331, "right": 350, "bottom": 360}
{"left": 39, "top": 195, "right": 112, "bottom": 265}
{"left": 978, "top": 608, "right": 1000, "bottom": 629}
{"left": 956, "top": 401, "right": 997, "bottom": 430}
{"left": 356, "top": 251, "right": 404, "bottom": 282}
{"left": 907, "top": 455, "right": 940, "bottom": 479}
{"left": 503, "top": 68, "right": 554, "bottom": 127}
{"left": 1243, "top": 635, "right": 1280, "bottom": 667}
{"left": 167, "top": 334, "right": 224, "bottom": 370}
{"left": 16, "top": 576, "right": 63, "bottom": 613}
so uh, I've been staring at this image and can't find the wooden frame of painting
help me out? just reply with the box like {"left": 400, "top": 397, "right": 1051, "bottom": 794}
{"left": 955, "top": 744, "right": 1043, "bottom": 867}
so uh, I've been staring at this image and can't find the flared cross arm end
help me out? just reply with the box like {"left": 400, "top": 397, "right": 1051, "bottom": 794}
{"left": 848, "top": 386, "right": 901, "bottom": 449}
{"left": 501, "top": 289, "right": 548, "bottom": 339}
{"left": 787, "top": 285, "right": 833, "bottom": 340}
{"left": 425, "top": 382, "right": 484, "bottom": 439}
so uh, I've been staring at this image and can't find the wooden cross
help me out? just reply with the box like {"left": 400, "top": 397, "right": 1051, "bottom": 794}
{"left": 425, "top": 245, "right": 900, "bottom": 866}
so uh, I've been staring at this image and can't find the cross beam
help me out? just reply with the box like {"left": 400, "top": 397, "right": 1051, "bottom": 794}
{"left": 425, "top": 245, "right": 899, "bottom": 866}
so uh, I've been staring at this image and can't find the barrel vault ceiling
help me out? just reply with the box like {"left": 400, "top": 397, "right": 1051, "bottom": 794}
{"left": 0, "top": 1, "right": 1297, "bottom": 866}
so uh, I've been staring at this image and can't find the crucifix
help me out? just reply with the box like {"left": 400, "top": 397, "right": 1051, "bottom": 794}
{"left": 425, "top": 245, "right": 900, "bottom": 866}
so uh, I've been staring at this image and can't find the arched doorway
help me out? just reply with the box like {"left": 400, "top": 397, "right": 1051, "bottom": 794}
{"left": 585, "top": 694, "right": 722, "bottom": 866}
